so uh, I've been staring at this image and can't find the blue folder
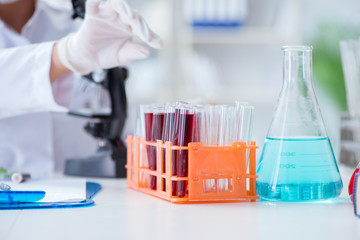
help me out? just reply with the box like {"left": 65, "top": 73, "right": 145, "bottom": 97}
{"left": 0, "top": 181, "right": 101, "bottom": 210}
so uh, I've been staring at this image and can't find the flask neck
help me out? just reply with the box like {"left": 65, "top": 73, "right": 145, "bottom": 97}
{"left": 266, "top": 46, "right": 328, "bottom": 138}
{"left": 283, "top": 47, "right": 313, "bottom": 86}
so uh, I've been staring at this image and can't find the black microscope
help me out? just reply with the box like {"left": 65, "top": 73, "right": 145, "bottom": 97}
{"left": 64, "top": 0, "right": 127, "bottom": 178}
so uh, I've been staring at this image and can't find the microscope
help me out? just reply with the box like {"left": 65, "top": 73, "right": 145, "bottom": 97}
{"left": 64, "top": 0, "right": 127, "bottom": 178}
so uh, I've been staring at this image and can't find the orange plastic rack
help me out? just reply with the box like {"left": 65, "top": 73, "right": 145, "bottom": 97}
{"left": 126, "top": 135, "right": 259, "bottom": 204}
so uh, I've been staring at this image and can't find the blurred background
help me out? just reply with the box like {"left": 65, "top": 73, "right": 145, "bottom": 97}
{"left": 54, "top": 0, "right": 360, "bottom": 170}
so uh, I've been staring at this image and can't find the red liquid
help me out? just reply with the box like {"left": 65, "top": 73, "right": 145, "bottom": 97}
{"left": 349, "top": 166, "right": 360, "bottom": 201}
{"left": 149, "top": 113, "right": 164, "bottom": 190}
{"left": 172, "top": 108, "right": 182, "bottom": 196}
{"left": 177, "top": 113, "right": 195, "bottom": 197}
{"left": 193, "top": 112, "right": 201, "bottom": 142}
{"left": 161, "top": 112, "right": 176, "bottom": 192}
{"left": 144, "top": 112, "right": 153, "bottom": 166}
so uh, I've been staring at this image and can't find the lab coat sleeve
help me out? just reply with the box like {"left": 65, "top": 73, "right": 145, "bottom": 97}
{"left": 0, "top": 41, "right": 69, "bottom": 119}
{"left": 51, "top": 71, "right": 74, "bottom": 109}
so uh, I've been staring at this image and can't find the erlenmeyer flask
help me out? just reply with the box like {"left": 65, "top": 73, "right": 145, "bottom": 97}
{"left": 256, "top": 46, "right": 343, "bottom": 201}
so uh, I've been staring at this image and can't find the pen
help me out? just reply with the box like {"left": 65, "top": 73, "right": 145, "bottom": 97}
{"left": 11, "top": 173, "right": 31, "bottom": 183}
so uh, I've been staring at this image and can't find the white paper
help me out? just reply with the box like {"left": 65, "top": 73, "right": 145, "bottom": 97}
{"left": 4, "top": 178, "right": 86, "bottom": 202}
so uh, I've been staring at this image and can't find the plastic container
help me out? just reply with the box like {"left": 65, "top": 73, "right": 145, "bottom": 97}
{"left": 126, "top": 135, "right": 259, "bottom": 204}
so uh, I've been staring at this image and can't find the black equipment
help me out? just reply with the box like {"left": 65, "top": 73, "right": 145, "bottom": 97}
{"left": 71, "top": 0, "right": 86, "bottom": 19}
{"left": 65, "top": 0, "right": 128, "bottom": 178}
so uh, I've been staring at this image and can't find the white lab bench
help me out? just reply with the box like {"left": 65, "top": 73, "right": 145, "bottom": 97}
{"left": 1, "top": 164, "right": 359, "bottom": 240}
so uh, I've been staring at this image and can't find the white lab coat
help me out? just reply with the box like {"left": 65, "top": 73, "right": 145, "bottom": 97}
{"left": 0, "top": 0, "right": 82, "bottom": 176}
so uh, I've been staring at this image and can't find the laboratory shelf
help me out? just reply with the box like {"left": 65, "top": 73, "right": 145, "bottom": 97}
{"left": 190, "top": 27, "right": 289, "bottom": 45}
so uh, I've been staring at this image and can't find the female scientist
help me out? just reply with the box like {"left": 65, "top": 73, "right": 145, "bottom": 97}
{"left": 0, "top": 0, "right": 161, "bottom": 175}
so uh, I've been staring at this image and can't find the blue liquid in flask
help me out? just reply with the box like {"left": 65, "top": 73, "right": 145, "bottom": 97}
{"left": 256, "top": 137, "right": 343, "bottom": 201}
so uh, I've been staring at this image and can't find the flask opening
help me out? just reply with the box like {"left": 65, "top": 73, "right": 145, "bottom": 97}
{"left": 282, "top": 45, "right": 313, "bottom": 52}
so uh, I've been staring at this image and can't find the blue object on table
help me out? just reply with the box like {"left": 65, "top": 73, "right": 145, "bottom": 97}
{"left": 354, "top": 173, "right": 360, "bottom": 218}
{"left": 0, "top": 181, "right": 101, "bottom": 210}
{"left": 0, "top": 191, "right": 45, "bottom": 204}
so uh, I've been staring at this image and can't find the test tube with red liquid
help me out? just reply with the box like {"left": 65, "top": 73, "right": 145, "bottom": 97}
{"left": 172, "top": 102, "right": 189, "bottom": 196}
{"left": 149, "top": 106, "right": 165, "bottom": 190}
{"left": 144, "top": 109, "right": 153, "bottom": 170}
{"left": 161, "top": 104, "right": 176, "bottom": 191}
{"left": 177, "top": 106, "right": 195, "bottom": 197}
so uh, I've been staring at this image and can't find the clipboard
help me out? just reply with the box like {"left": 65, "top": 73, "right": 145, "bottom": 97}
{"left": 0, "top": 182, "right": 101, "bottom": 210}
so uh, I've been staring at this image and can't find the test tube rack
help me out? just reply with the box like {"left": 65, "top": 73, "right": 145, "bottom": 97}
{"left": 126, "top": 135, "right": 259, "bottom": 204}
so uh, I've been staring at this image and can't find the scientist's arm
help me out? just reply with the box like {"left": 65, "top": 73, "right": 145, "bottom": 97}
{"left": 0, "top": 41, "right": 69, "bottom": 119}
{"left": 50, "top": 43, "right": 70, "bottom": 83}
{"left": 0, "top": 0, "right": 162, "bottom": 85}
{"left": 0, "top": 0, "right": 161, "bottom": 119}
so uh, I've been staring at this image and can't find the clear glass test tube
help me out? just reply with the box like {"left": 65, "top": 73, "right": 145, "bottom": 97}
{"left": 218, "top": 105, "right": 237, "bottom": 192}
{"left": 199, "top": 105, "right": 219, "bottom": 192}
{"left": 219, "top": 105, "right": 236, "bottom": 146}
{"left": 137, "top": 104, "right": 153, "bottom": 164}
{"left": 199, "top": 105, "right": 210, "bottom": 146}
{"left": 193, "top": 105, "right": 205, "bottom": 143}
{"left": 340, "top": 40, "right": 360, "bottom": 118}
{"left": 234, "top": 101, "right": 248, "bottom": 142}
{"left": 340, "top": 40, "right": 360, "bottom": 164}
{"left": 241, "top": 105, "right": 254, "bottom": 144}
{"left": 132, "top": 105, "right": 144, "bottom": 183}
{"left": 208, "top": 105, "right": 221, "bottom": 146}
{"left": 242, "top": 105, "right": 254, "bottom": 176}
{"left": 137, "top": 104, "right": 153, "bottom": 187}
{"left": 218, "top": 105, "right": 227, "bottom": 146}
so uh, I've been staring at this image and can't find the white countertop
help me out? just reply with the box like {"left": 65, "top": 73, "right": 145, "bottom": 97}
{"left": 1, "top": 165, "right": 359, "bottom": 240}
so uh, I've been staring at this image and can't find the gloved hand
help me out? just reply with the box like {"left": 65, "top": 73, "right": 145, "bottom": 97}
{"left": 57, "top": 0, "right": 162, "bottom": 75}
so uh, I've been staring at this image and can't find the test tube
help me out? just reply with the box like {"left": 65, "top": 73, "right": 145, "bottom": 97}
{"left": 218, "top": 105, "right": 227, "bottom": 146}
{"left": 199, "top": 105, "right": 218, "bottom": 192}
{"left": 219, "top": 105, "right": 236, "bottom": 146}
{"left": 149, "top": 105, "right": 165, "bottom": 190}
{"left": 161, "top": 104, "right": 176, "bottom": 192}
{"left": 171, "top": 102, "right": 189, "bottom": 196}
{"left": 177, "top": 105, "right": 195, "bottom": 197}
{"left": 217, "top": 105, "right": 236, "bottom": 192}
{"left": 137, "top": 104, "right": 153, "bottom": 187}
{"left": 242, "top": 106, "right": 254, "bottom": 173}
{"left": 143, "top": 105, "right": 154, "bottom": 170}
{"left": 192, "top": 105, "right": 204, "bottom": 143}
{"left": 241, "top": 105, "right": 254, "bottom": 144}
{"left": 208, "top": 105, "right": 221, "bottom": 146}
{"left": 340, "top": 39, "right": 360, "bottom": 163}
{"left": 234, "top": 101, "right": 249, "bottom": 143}
{"left": 340, "top": 40, "right": 360, "bottom": 118}
{"left": 199, "top": 105, "right": 210, "bottom": 146}
{"left": 133, "top": 105, "right": 145, "bottom": 182}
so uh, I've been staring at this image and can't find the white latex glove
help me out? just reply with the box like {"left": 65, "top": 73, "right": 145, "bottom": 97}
{"left": 57, "top": 0, "right": 162, "bottom": 75}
